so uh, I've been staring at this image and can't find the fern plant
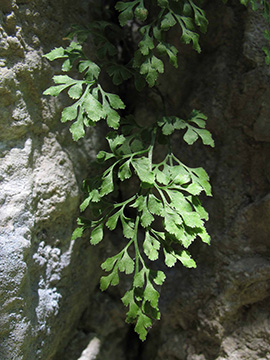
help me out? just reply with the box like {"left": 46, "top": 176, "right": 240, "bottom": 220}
{"left": 43, "top": 0, "right": 270, "bottom": 341}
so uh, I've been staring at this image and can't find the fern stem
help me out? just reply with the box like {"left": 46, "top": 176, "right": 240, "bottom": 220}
{"left": 133, "top": 215, "right": 140, "bottom": 275}
{"left": 148, "top": 127, "right": 157, "bottom": 169}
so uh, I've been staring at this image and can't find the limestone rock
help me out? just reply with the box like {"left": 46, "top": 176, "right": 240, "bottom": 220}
{"left": 0, "top": 1, "right": 101, "bottom": 359}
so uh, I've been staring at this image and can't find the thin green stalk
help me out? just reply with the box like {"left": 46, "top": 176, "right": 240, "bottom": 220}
{"left": 133, "top": 215, "right": 140, "bottom": 275}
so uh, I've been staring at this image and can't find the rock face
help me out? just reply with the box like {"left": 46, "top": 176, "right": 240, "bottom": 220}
{"left": 0, "top": 1, "right": 101, "bottom": 359}
{"left": 1, "top": 1, "right": 270, "bottom": 360}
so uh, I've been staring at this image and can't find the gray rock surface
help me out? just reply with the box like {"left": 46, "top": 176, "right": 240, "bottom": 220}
{"left": 0, "top": 1, "right": 101, "bottom": 359}
{"left": 1, "top": 1, "right": 270, "bottom": 360}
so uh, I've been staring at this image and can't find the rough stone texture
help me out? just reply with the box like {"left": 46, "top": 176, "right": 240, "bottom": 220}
{"left": 0, "top": 1, "right": 101, "bottom": 359}
{"left": 136, "top": 3, "right": 270, "bottom": 360}
{"left": 1, "top": 0, "right": 270, "bottom": 360}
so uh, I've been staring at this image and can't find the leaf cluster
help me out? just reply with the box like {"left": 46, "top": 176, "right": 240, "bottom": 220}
{"left": 71, "top": 115, "right": 213, "bottom": 339}
{"left": 43, "top": 44, "right": 125, "bottom": 140}
{"left": 41, "top": 0, "right": 270, "bottom": 342}
{"left": 115, "top": 0, "right": 208, "bottom": 86}
{"left": 42, "top": 0, "right": 215, "bottom": 340}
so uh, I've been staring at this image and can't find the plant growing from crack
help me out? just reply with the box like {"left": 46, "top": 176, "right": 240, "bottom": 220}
{"left": 43, "top": 0, "right": 270, "bottom": 340}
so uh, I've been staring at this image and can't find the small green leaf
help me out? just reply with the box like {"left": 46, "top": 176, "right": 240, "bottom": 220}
{"left": 80, "top": 196, "right": 91, "bottom": 212}
{"left": 143, "top": 231, "right": 160, "bottom": 261}
{"left": 139, "top": 55, "right": 164, "bottom": 87}
{"left": 144, "top": 281, "right": 159, "bottom": 307}
{"left": 43, "top": 47, "right": 67, "bottom": 61}
{"left": 107, "top": 64, "right": 133, "bottom": 85}
{"left": 43, "top": 84, "right": 69, "bottom": 96}
{"left": 106, "top": 93, "right": 125, "bottom": 109}
{"left": 169, "top": 165, "right": 190, "bottom": 185}
{"left": 174, "top": 118, "right": 187, "bottom": 130}
{"left": 190, "top": 196, "right": 209, "bottom": 220}
{"left": 90, "top": 223, "right": 103, "bottom": 245}
{"left": 180, "top": 228, "right": 197, "bottom": 248}
{"left": 106, "top": 210, "right": 122, "bottom": 230}
{"left": 152, "top": 270, "right": 166, "bottom": 285}
{"left": 121, "top": 216, "right": 135, "bottom": 239}
{"left": 140, "top": 60, "right": 158, "bottom": 87}
{"left": 134, "top": 5, "right": 148, "bottom": 21}
{"left": 135, "top": 312, "right": 152, "bottom": 341}
{"left": 161, "top": 122, "right": 175, "bottom": 135}
{"left": 189, "top": 110, "right": 207, "bottom": 128}
{"left": 118, "top": 250, "right": 135, "bottom": 274}
{"left": 141, "top": 207, "right": 154, "bottom": 227}
{"left": 61, "top": 103, "right": 79, "bottom": 123}
{"left": 72, "top": 226, "right": 84, "bottom": 240}
{"left": 142, "top": 200, "right": 155, "bottom": 227}
{"left": 191, "top": 3, "right": 208, "bottom": 33}
{"left": 83, "top": 93, "right": 103, "bottom": 122}
{"left": 168, "top": 189, "right": 193, "bottom": 212}
{"left": 164, "top": 208, "right": 183, "bottom": 237}
{"left": 103, "top": 101, "right": 120, "bottom": 129}
{"left": 122, "top": 289, "right": 134, "bottom": 306}
{"left": 66, "top": 40, "right": 82, "bottom": 52}
{"left": 164, "top": 248, "right": 177, "bottom": 267}
{"left": 100, "top": 170, "right": 114, "bottom": 196}
{"left": 155, "top": 168, "right": 170, "bottom": 185}
{"left": 125, "top": 298, "right": 140, "bottom": 321}
{"left": 132, "top": 157, "right": 155, "bottom": 186}
{"left": 68, "top": 83, "right": 83, "bottom": 99}
{"left": 148, "top": 194, "right": 164, "bottom": 216}
{"left": 107, "top": 132, "right": 126, "bottom": 153}
{"left": 176, "top": 250, "right": 197, "bottom": 268}
{"left": 115, "top": 1, "right": 135, "bottom": 26}
{"left": 62, "top": 58, "right": 72, "bottom": 72}
{"left": 198, "top": 227, "right": 211, "bottom": 244}
{"left": 183, "top": 182, "right": 202, "bottom": 195}
{"left": 101, "top": 254, "right": 120, "bottom": 272}
{"left": 151, "top": 55, "right": 164, "bottom": 73}
{"left": 131, "top": 195, "right": 145, "bottom": 210}
{"left": 190, "top": 118, "right": 206, "bottom": 129}
{"left": 53, "top": 75, "right": 75, "bottom": 84}
{"left": 96, "top": 151, "right": 115, "bottom": 163}
{"left": 78, "top": 60, "right": 101, "bottom": 79}
{"left": 139, "top": 34, "right": 154, "bottom": 56}
{"left": 194, "top": 128, "right": 215, "bottom": 147}
{"left": 133, "top": 269, "right": 146, "bottom": 288}
{"left": 70, "top": 111, "right": 85, "bottom": 141}
{"left": 118, "top": 160, "right": 132, "bottom": 181}
{"left": 159, "top": 116, "right": 186, "bottom": 135}
{"left": 90, "top": 189, "right": 101, "bottom": 203}
{"left": 143, "top": 301, "right": 160, "bottom": 320}
{"left": 161, "top": 12, "right": 177, "bottom": 30}
{"left": 177, "top": 16, "right": 201, "bottom": 52}
{"left": 153, "top": 26, "right": 162, "bottom": 41}
{"left": 156, "top": 42, "right": 178, "bottom": 67}
{"left": 183, "top": 127, "right": 199, "bottom": 145}
{"left": 100, "top": 270, "right": 119, "bottom": 291}
{"left": 191, "top": 167, "right": 212, "bottom": 196}
{"left": 181, "top": 211, "right": 204, "bottom": 228}
{"left": 131, "top": 195, "right": 154, "bottom": 227}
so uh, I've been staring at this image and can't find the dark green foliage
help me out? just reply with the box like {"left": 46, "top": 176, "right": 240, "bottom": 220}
{"left": 43, "top": 0, "right": 269, "bottom": 341}
{"left": 70, "top": 116, "right": 212, "bottom": 340}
